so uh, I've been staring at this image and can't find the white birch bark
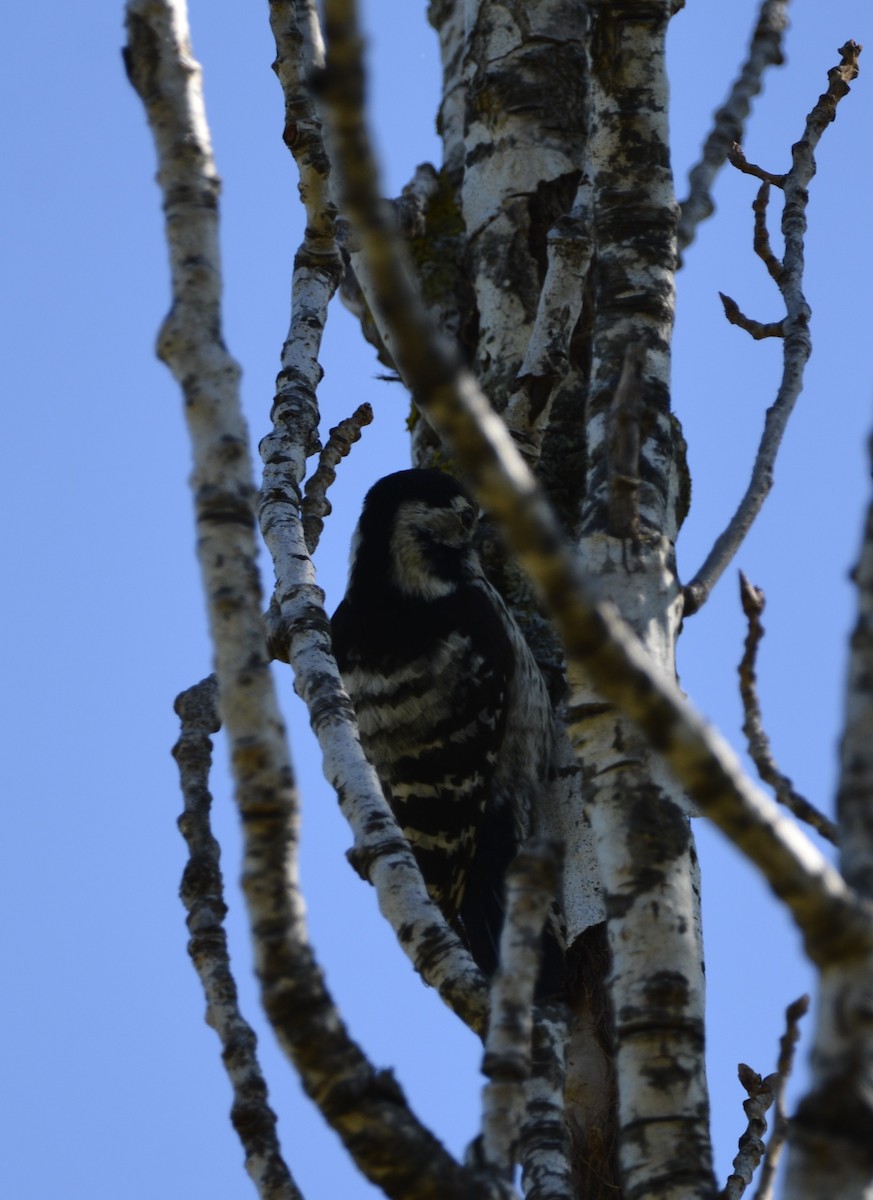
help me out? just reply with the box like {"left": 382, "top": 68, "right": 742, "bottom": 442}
{"left": 126, "top": 5, "right": 508, "bottom": 1195}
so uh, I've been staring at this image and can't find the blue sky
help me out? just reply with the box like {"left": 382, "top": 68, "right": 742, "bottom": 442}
{"left": 2, "top": 2, "right": 871, "bottom": 1197}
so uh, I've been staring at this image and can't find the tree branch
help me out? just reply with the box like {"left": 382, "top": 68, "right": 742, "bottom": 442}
{"left": 678, "top": 0, "right": 790, "bottom": 255}
{"left": 753, "top": 995, "right": 808, "bottom": 1200}
{"left": 125, "top": 5, "right": 504, "bottom": 1196}
{"left": 722, "top": 1063, "right": 776, "bottom": 1200}
{"left": 518, "top": 1007, "right": 572, "bottom": 1200}
{"left": 718, "top": 292, "right": 785, "bottom": 340}
{"left": 738, "top": 573, "right": 839, "bottom": 844}
{"left": 606, "top": 343, "right": 645, "bottom": 539}
{"left": 479, "top": 840, "right": 564, "bottom": 1178}
{"left": 173, "top": 677, "right": 303, "bottom": 1200}
{"left": 752, "top": 183, "right": 785, "bottom": 284}
{"left": 301, "top": 401, "right": 373, "bottom": 553}
{"left": 684, "top": 40, "right": 862, "bottom": 615}
{"left": 318, "top": 0, "right": 872, "bottom": 968}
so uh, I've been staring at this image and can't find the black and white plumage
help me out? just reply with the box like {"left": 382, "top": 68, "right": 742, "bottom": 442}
{"left": 331, "top": 468, "right": 559, "bottom": 982}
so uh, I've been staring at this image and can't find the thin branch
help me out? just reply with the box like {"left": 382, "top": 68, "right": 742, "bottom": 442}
{"left": 173, "top": 678, "right": 303, "bottom": 1200}
{"left": 718, "top": 185, "right": 786, "bottom": 338}
{"left": 684, "top": 41, "right": 862, "bottom": 615}
{"left": 479, "top": 840, "right": 563, "bottom": 1177}
{"left": 722, "top": 1064, "right": 776, "bottom": 1200}
{"left": 753, "top": 995, "right": 809, "bottom": 1200}
{"left": 301, "top": 401, "right": 373, "bottom": 553}
{"left": 719, "top": 292, "right": 785, "bottom": 341}
{"left": 318, "top": 0, "right": 872, "bottom": 966}
{"left": 752, "top": 183, "right": 785, "bottom": 284}
{"left": 678, "top": 0, "right": 790, "bottom": 254}
{"left": 739, "top": 573, "right": 839, "bottom": 844}
{"left": 727, "top": 143, "right": 786, "bottom": 187}
{"left": 125, "top": 5, "right": 503, "bottom": 1196}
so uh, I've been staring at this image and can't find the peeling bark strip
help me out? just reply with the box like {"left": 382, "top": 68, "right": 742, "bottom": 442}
{"left": 684, "top": 41, "right": 862, "bottom": 616}
{"left": 461, "top": 0, "right": 588, "bottom": 415}
{"left": 606, "top": 344, "right": 645, "bottom": 538}
{"left": 125, "top": 5, "right": 505, "bottom": 1197}
{"left": 173, "top": 678, "right": 303, "bottom": 1200}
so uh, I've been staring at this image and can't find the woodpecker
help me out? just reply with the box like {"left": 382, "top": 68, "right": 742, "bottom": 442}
{"left": 331, "top": 468, "right": 561, "bottom": 984}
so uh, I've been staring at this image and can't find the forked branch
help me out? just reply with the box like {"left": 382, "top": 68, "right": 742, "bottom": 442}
{"left": 678, "top": 0, "right": 789, "bottom": 254}
{"left": 684, "top": 41, "right": 862, "bottom": 615}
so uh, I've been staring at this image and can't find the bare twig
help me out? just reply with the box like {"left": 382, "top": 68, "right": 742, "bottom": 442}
{"left": 722, "top": 1064, "right": 776, "bottom": 1200}
{"left": 301, "top": 402, "right": 373, "bottom": 553}
{"left": 752, "top": 183, "right": 785, "bottom": 284}
{"left": 125, "top": 5, "right": 504, "bottom": 1196}
{"left": 318, "top": 0, "right": 872, "bottom": 965}
{"left": 678, "top": 0, "right": 790, "bottom": 254}
{"left": 739, "top": 573, "right": 839, "bottom": 844}
{"left": 480, "top": 841, "right": 564, "bottom": 1177}
{"left": 607, "top": 344, "right": 645, "bottom": 538}
{"left": 719, "top": 293, "right": 785, "bottom": 340}
{"left": 754, "top": 995, "right": 809, "bottom": 1200}
{"left": 727, "top": 143, "right": 786, "bottom": 187}
{"left": 684, "top": 41, "right": 862, "bottom": 615}
{"left": 173, "top": 678, "right": 303, "bottom": 1200}
{"left": 718, "top": 185, "right": 786, "bottom": 337}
